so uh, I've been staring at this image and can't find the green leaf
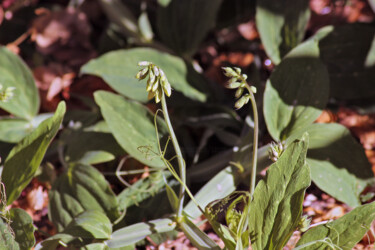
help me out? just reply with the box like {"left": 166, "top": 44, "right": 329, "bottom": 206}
{"left": 94, "top": 91, "right": 167, "bottom": 168}
{"left": 156, "top": 0, "right": 223, "bottom": 56}
{"left": 49, "top": 163, "right": 120, "bottom": 232}
{"left": 81, "top": 48, "right": 206, "bottom": 102}
{"left": 2, "top": 102, "right": 65, "bottom": 204}
{"left": 184, "top": 166, "right": 237, "bottom": 219}
{"left": 79, "top": 151, "right": 115, "bottom": 165}
{"left": 249, "top": 133, "right": 310, "bottom": 250}
{"left": 35, "top": 233, "right": 76, "bottom": 250}
{"left": 0, "top": 217, "right": 19, "bottom": 250}
{"left": 307, "top": 159, "right": 364, "bottom": 208}
{"left": 9, "top": 208, "right": 35, "bottom": 250}
{"left": 263, "top": 39, "right": 329, "bottom": 141}
{"left": 314, "top": 24, "right": 375, "bottom": 100}
{"left": 0, "top": 114, "right": 53, "bottom": 143}
{"left": 106, "top": 218, "right": 176, "bottom": 248}
{"left": 303, "top": 123, "right": 372, "bottom": 207}
{"left": 256, "top": 0, "right": 310, "bottom": 64}
{"left": 179, "top": 216, "right": 221, "bottom": 250}
{"left": 296, "top": 201, "right": 375, "bottom": 249}
{"left": 63, "top": 210, "right": 112, "bottom": 239}
{"left": 117, "top": 171, "right": 169, "bottom": 209}
{"left": 0, "top": 46, "right": 39, "bottom": 120}
{"left": 62, "top": 130, "right": 125, "bottom": 164}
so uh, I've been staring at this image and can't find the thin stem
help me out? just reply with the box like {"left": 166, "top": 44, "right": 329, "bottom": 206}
{"left": 161, "top": 92, "right": 185, "bottom": 218}
{"left": 245, "top": 85, "right": 259, "bottom": 198}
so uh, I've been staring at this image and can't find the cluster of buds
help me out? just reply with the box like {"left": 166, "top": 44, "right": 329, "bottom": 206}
{"left": 222, "top": 67, "right": 256, "bottom": 109}
{"left": 268, "top": 141, "right": 285, "bottom": 162}
{"left": 0, "top": 85, "right": 15, "bottom": 102}
{"left": 136, "top": 61, "right": 172, "bottom": 103}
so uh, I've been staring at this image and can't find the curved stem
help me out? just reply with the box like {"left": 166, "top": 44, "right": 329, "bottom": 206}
{"left": 245, "top": 85, "right": 259, "bottom": 198}
{"left": 161, "top": 92, "right": 185, "bottom": 218}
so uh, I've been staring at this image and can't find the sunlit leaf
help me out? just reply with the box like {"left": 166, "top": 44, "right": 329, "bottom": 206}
{"left": 256, "top": 0, "right": 310, "bottom": 64}
{"left": 2, "top": 102, "right": 65, "bottom": 204}
{"left": 81, "top": 48, "right": 206, "bottom": 102}
{"left": 249, "top": 134, "right": 310, "bottom": 249}
{"left": 94, "top": 91, "right": 168, "bottom": 168}
{"left": 296, "top": 201, "right": 375, "bottom": 249}
{"left": 0, "top": 46, "right": 39, "bottom": 120}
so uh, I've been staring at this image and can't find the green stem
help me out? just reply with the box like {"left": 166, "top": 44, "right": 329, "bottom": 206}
{"left": 161, "top": 92, "right": 185, "bottom": 218}
{"left": 245, "top": 85, "right": 259, "bottom": 198}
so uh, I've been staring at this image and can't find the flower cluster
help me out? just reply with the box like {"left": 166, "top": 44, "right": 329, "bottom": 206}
{"left": 268, "top": 141, "right": 285, "bottom": 162}
{"left": 136, "top": 61, "right": 172, "bottom": 103}
{"left": 0, "top": 85, "right": 15, "bottom": 102}
{"left": 222, "top": 67, "right": 256, "bottom": 109}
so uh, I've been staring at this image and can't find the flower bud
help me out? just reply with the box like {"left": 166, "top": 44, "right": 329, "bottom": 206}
{"left": 234, "top": 95, "right": 249, "bottom": 109}
{"left": 222, "top": 67, "right": 237, "bottom": 77}
{"left": 138, "top": 61, "right": 151, "bottom": 66}
{"left": 136, "top": 67, "right": 149, "bottom": 80}
{"left": 235, "top": 87, "right": 244, "bottom": 98}
{"left": 227, "top": 81, "right": 241, "bottom": 89}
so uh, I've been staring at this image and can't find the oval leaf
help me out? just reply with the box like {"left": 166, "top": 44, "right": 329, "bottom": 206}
{"left": 263, "top": 39, "right": 329, "bottom": 141}
{"left": 9, "top": 208, "right": 35, "bottom": 250}
{"left": 2, "top": 102, "right": 65, "bottom": 204}
{"left": 106, "top": 218, "right": 175, "bottom": 248}
{"left": 249, "top": 134, "right": 310, "bottom": 250}
{"left": 256, "top": 0, "right": 310, "bottom": 64}
{"left": 307, "top": 123, "right": 372, "bottom": 206}
{"left": 94, "top": 91, "right": 167, "bottom": 168}
{"left": 63, "top": 210, "right": 112, "bottom": 239}
{"left": 49, "top": 163, "right": 120, "bottom": 232}
{"left": 81, "top": 48, "right": 206, "bottom": 102}
{"left": 296, "top": 201, "right": 375, "bottom": 249}
{"left": 0, "top": 46, "right": 39, "bottom": 119}
{"left": 0, "top": 218, "right": 19, "bottom": 250}
{"left": 0, "top": 114, "right": 53, "bottom": 143}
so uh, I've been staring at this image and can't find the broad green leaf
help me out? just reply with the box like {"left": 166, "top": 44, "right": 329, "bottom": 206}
{"left": 157, "top": 0, "right": 223, "bottom": 56}
{"left": 185, "top": 144, "right": 271, "bottom": 219}
{"left": 62, "top": 130, "right": 125, "bottom": 164}
{"left": 184, "top": 166, "right": 237, "bottom": 219}
{"left": 0, "top": 46, "right": 39, "bottom": 120}
{"left": 179, "top": 216, "right": 221, "bottom": 250}
{"left": 314, "top": 24, "right": 375, "bottom": 100}
{"left": 94, "top": 91, "right": 167, "bottom": 168}
{"left": 249, "top": 134, "right": 310, "bottom": 250}
{"left": 256, "top": 0, "right": 310, "bottom": 64}
{"left": 0, "top": 217, "right": 19, "bottom": 250}
{"left": 307, "top": 159, "right": 364, "bottom": 208}
{"left": 9, "top": 208, "right": 35, "bottom": 250}
{"left": 117, "top": 171, "right": 169, "bottom": 209}
{"left": 81, "top": 48, "right": 206, "bottom": 102}
{"left": 106, "top": 218, "right": 175, "bottom": 248}
{"left": 263, "top": 39, "right": 329, "bottom": 141}
{"left": 49, "top": 163, "right": 120, "bottom": 232}
{"left": 0, "top": 113, "right": 53, "bottom": 143}
{"left": 2, "top": 102, "right": 65, "bottom": 204}
{"left": 63, "top": 210, "right": 112, "bottom": 239}
{"left": 303, "top": 123, "right": 372, "bottom": 206}
{"left": 79, "top": 151, "right": 115, "bottom": 165}
{"left": 296, "top": 201, "right": 375, "bottom": 249}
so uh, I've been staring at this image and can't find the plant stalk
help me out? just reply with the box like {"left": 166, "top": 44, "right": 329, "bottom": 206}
{"left": 161, "top": 92, "right": 185, "bottom": 218}
{"left": 245, "top": 85, "right": 259, "bottom": 198}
